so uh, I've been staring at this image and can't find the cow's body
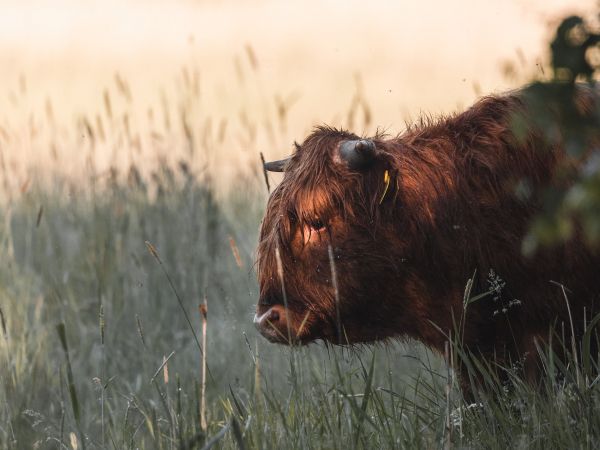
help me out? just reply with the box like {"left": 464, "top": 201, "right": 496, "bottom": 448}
{"left": 255, "top": 87, "right": 600, "bottom": 390}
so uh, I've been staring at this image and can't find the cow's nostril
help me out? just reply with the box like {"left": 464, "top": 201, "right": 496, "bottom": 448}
{"left": 268, "top": 309, "right": 280, "bottom": 322}
{"left": 255, "top": 305, "right": 286, "bottom": 329}
{"left": 254, "top": 305, "right": 297, "bottom": 344}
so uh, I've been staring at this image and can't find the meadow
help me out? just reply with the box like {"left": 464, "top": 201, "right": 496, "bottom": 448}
{"left": 0, "top": 61, "right": 452, "bottom": 449}
{"left": 2, "top": 1, "right": 600, "bottom": 448}
{"left": 2, "top": 75, "right": 600, "bottom": 450}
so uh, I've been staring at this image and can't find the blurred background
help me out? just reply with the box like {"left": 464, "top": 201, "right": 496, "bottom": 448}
{"left": 0, "top": 0, "right": 596, "bottom": 190}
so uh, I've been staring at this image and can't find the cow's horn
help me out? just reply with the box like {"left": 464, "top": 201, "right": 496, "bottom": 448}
{"left": 264, "top": 157, "right": 291, "bottom": 172}
{"left": 339, "top": 139, "right": 376, "bottom": 170}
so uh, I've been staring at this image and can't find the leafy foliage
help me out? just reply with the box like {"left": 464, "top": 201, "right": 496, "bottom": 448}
{"left": 519, "top": 15, "right": 600, "bottom": 252}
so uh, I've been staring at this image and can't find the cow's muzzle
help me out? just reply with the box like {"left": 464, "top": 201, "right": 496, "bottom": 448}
{"left": 254, "top": 304, "right": 299, "bottom": 344}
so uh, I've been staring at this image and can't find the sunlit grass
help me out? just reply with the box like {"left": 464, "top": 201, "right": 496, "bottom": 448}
{"left": 0, "top": 130, "right": 441, "bottom": 448}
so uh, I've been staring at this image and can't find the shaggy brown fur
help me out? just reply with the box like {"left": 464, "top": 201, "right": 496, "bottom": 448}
{"left": 255, "top": 87, "right": 600, "bottom": 391}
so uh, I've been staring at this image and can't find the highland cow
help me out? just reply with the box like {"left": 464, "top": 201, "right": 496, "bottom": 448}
{"left": 255, "top": 86, "right": 600, "bottom": 391}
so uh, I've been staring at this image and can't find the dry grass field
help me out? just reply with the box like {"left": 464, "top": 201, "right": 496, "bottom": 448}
{"left": 1, "top": 0, "right": 593, "bottom": 190}
{"left": 1, "top": 1, "right": 599, "bottom": 448}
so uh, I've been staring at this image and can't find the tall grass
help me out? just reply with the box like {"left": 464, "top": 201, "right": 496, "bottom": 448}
{"left": 0, "top": 170, "right": 444, "bottom": 449}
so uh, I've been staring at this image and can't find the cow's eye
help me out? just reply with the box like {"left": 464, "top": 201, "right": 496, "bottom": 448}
{"left": 309, "top": 218, "right": 326, "bottom": 232}
{"left": 301, "top": 218, "right": 327, "bottom": 244}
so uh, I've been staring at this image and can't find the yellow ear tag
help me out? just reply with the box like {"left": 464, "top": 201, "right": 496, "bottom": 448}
{"left": 379, "top": 170, "right": 390, "bottom": 204}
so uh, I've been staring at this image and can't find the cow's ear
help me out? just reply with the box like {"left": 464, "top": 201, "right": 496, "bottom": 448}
{"left": 339, "top": 139, "right": 377, "bottom": 171}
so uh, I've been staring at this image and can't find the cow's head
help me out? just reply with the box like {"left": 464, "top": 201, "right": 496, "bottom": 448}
{"left": 255, "top": 127, "right": 409, "bottom": 345}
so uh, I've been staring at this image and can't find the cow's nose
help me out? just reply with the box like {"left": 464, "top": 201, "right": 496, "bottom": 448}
{"left": 254, "top": 304, "right": 288, "bottom": 341}
{"left": 254, "top": 304, "right": 285, "bottom": 327}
